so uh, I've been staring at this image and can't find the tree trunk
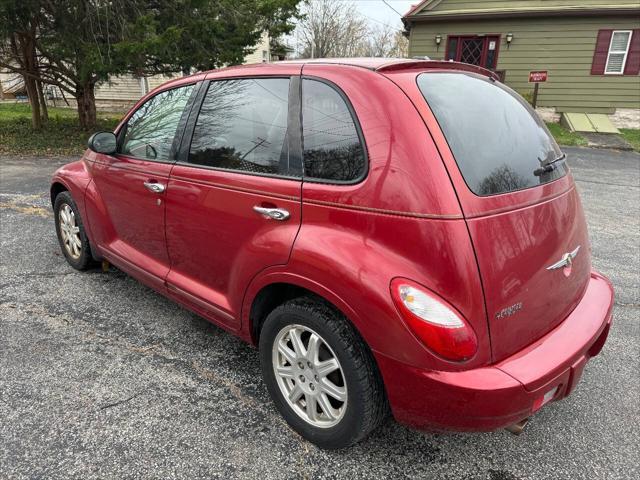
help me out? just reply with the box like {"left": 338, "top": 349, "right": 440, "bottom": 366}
{"left": 36, "top": 80, "right": 48, "bottom": 123}
{"left": 19, "top": 33, "right": 41, "bottom": 130}
{"left": 24, "top": 76, "right": 42, "bottom": 130}
{"left": 75, "top": 83, "right": 97, "bottom": 131}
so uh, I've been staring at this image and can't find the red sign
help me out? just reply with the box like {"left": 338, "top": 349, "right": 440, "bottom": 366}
{"left": 529, "top": 71, "right": 548, "bottom": 83}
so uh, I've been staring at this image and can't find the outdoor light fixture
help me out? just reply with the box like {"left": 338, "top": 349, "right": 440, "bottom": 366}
{"left": 506, "top": 32, "right": 514, "bottom": 48}
{"left": 435, "top": 34, "right": 442, "bottom": 52}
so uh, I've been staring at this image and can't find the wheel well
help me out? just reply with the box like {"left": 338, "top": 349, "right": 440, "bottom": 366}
{"left": 50, "top": 182, "right": 68, "bottom": 207}
{"left": 250, "top": 283, "right": 309, "bottom": 344}
{"left": 250, "top": 283, "right": 368, "bottom": 347}
{"left": 249, "top": 281, "right": 390, "bottom": 411}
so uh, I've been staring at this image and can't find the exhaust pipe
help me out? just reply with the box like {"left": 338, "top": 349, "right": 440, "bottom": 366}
{"left": 505, "top": 418, "right": 529, "bottom": 435}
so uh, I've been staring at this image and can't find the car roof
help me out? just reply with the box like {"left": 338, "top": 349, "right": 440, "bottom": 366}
{"left": 276, "top": 57, "right": 418, "bottom": 70}
{"left": 236, "top": 57, "right": 499, "bottom": 78}
{"left": 156, "top": 57, "right": 498, "bottom": 93}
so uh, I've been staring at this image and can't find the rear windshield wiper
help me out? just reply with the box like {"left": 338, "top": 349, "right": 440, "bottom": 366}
{"left": 534, "top": 153, "right": 566, "bottom": 176}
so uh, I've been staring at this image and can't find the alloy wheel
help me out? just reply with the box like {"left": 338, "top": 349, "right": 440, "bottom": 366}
{"left": 272, "top": 324, "right": 347, "bottom": 428}
{"left": 59, "top": 204, "right": 82, "bottom": 259}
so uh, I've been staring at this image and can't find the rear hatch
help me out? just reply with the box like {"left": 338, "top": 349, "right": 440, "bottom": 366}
{"left": 416, "top": 72, "right": 591, "bottom": 362}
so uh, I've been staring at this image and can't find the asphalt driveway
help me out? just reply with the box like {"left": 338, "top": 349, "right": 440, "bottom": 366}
{"left": 1, "top": 147, "right": 638, "bottom": 479}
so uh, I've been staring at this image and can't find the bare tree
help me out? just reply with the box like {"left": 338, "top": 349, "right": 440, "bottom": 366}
{"left": 295, "top": 0, "right": 369, "bottom": 58}
{"left": 359, "top": 25, "right": 396, "bottom": 57}
{"left": 389, "top": 30, "right": 409, "bottom": 58}
{"left": 294, "top": 0, "right": 408, "bottom": 59}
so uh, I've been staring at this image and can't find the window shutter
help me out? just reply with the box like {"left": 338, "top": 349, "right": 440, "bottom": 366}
{"left": 623, "top": 29, "right": 640, "bottom": 75}
{"left": 591, "top": 29, "right": 613, "bottom": 75}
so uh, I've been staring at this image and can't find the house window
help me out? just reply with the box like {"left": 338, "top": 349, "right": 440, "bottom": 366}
{"left": 605, "top": 30, "right": 633, "bottom": 74}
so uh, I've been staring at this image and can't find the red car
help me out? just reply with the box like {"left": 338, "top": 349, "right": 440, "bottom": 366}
{"left": 51, "top": 58, "right": 614, "bottom": 449}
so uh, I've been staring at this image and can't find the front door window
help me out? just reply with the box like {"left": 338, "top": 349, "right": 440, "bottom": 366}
{"left": 460, "top": 38, "right": 484, "bottom": 65}
{"left": 119, "top": 84, "right": 195, "bottom": 161}
{"left": 446, "top": 35, "right": 500, "bottom": 70}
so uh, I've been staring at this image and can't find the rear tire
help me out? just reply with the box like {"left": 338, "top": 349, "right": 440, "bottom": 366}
{"left": 259, "top": 297, "right": 387, "bottom": 449}
{"left": 54, "top": 191, "right": 93, "bottom": 271}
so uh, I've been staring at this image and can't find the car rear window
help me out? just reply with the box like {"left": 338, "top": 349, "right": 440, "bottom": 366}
{"left": 417, "top": 72, "right": 567, "bottom": 196}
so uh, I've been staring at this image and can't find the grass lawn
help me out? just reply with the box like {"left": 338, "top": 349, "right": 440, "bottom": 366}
{"left": 545, "top": 122, "right": 588, "bottom": 147}
{"left": 619, "top": 128, "right": 640, "bottom": 152}
{"left": 0, "top": 103, "right": 121, "bottom": 156}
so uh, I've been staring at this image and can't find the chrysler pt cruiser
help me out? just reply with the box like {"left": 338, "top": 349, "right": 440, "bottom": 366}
{"left": 50, "top": 58, "right": 614, "bottom": 449}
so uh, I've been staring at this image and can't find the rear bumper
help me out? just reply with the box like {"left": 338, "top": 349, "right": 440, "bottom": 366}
{"left": 376, "top": 270, "right": 614, "bottom": 431}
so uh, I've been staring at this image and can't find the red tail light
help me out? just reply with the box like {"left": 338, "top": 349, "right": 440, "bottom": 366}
{"left": 390, "top": 278, "right": 478, "bottom": 362}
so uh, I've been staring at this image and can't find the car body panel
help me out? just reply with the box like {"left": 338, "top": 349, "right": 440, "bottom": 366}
{"left": 86, "top": 152, "right": 173, "bottom": 281}
{"left": 51, "top": 160, "right": 93, "bottom": 233}
{"left": 165, "top": 166, "right": 302, "bottom": 328}
{"left": 467, "top": 186, "right": 592, "bottom": 361}
{"left": 284, "top": 208, "right": 490, "bottom": 370}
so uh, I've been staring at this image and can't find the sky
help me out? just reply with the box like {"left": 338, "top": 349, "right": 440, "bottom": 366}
{"left": 350, "top": 0, "right": 416, "bottom": 29}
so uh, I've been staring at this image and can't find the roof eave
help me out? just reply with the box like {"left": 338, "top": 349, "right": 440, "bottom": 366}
{"left": 404, "top": 7, "right": 640, "bottom": 23}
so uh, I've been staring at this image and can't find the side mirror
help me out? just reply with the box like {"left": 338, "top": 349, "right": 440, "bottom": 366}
{"left": 87, "top": 131, "right": 117, "bottom": 155}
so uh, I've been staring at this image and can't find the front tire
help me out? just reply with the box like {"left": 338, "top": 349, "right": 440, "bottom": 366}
{"left": 259, "top": 297, "right": 387, "bottom": 449}
{"left": 54, "top": 191, "right": 93, "bottom": 270}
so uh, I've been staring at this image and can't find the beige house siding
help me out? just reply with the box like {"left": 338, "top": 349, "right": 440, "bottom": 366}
{"left": 243, "top": 32, "right": 271, "bottom": 64}
{"left": 95, "top": 76, "right": 146, "bottom": 102}
{"left": 0, "top": 71, "right": 25, "bottom": 98}
{"left": 408, "top": 16, "right": 640, "bottom": 113}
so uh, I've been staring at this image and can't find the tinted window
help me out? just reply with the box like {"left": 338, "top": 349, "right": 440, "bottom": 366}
{"left": 417, "top": 73, "right": 567, "bottom": 196}
{"left": 120, "top": 85, "right": 194, "bottom": 161}
{"left": 189, "top": 78, "right": 293, "bottom": 176}
{"left": 302, "top": 80, "right": 365, "bottom": 182}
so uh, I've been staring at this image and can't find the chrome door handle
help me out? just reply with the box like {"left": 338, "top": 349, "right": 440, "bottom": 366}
{"left": 253, "top": 206, "right": 290, "bottom": 221}
{"left": 143, "top": 181, "right": 166, "bottom": 193}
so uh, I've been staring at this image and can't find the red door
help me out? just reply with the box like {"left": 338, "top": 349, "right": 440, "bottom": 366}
{"left": 164, "top": 71, "right": 303, "bottom": 328}
{"left": 90, "top": 156, "right": 173, "bottom": 286}
{"left": 88, "top": 83, "right": 196, "bottom": 288}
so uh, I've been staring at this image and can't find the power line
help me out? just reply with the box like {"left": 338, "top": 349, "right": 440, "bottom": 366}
{"left": 357, "top": 11, "right": 403, "bottom": 32}
{"left": 329, "top": 0, "right": 404, "bottom": 31}
{"left": 382, "top": 0, "right": 403, "bottom": 17}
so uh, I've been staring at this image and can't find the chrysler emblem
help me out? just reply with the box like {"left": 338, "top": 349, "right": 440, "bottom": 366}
{"left": 547, "top": 246, "right": 581, "bottom": 275}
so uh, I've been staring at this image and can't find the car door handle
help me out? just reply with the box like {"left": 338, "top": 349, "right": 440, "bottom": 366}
{"left": 143, "top": 181, "right": 166, "bottom": 193}
{"left": 253, "top": 206, "right": 290, "bottom": 221}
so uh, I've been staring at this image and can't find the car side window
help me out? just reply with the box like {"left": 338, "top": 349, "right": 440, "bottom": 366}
{"left": 188, "top": 78, "right": 293, "bottom": 176}
{"left": 302, "top": 79, "right": 365, "bottom": 182}
{"left": 120, "top": 84, "right": 194, "bottom": 161}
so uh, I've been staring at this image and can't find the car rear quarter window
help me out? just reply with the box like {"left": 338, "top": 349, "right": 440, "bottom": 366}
{"left": 302, "top": 79, "right": 366, "bottom": 182}
{"left": 188, "top": 78, "right": 293, "bottom": 176}
{"left": 417, "top": 72, "right": 567, "bottom": 196}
